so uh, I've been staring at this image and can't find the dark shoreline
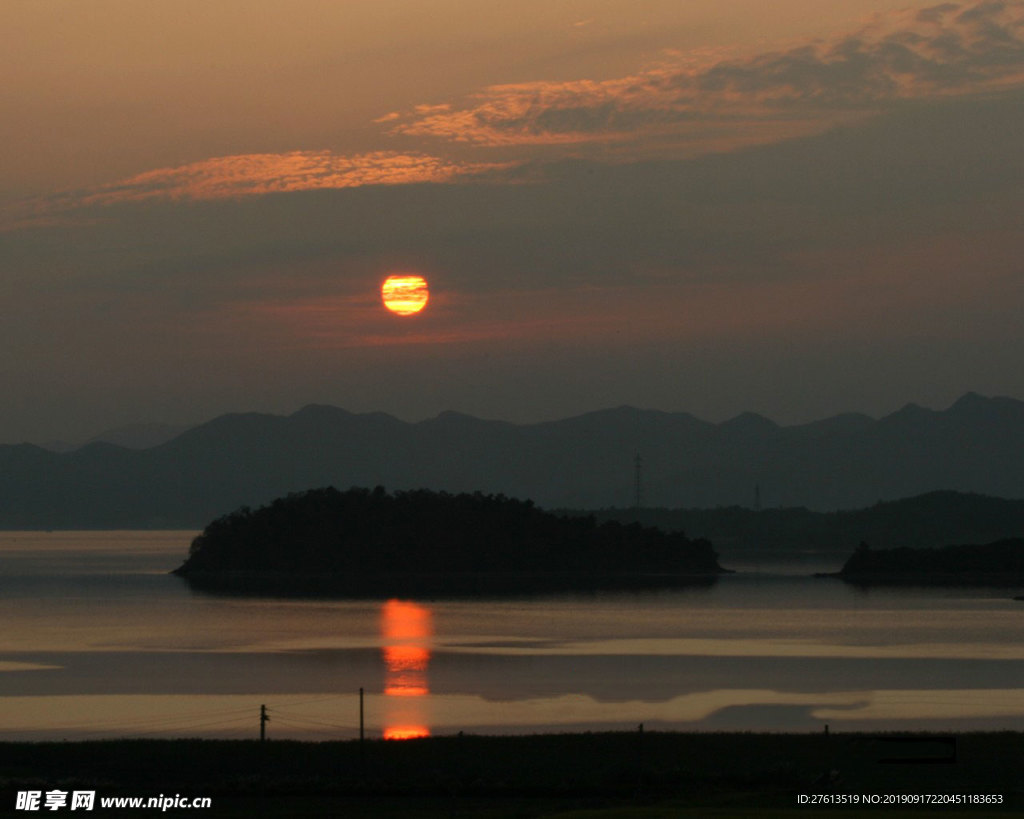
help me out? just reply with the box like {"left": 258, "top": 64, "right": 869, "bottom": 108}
{"left": 2, "top": 731, "right": 1021, "bottom": 816}
{"left": 814, "top": 570, "right": 1024, "bottom": 588}
{"left": 172, "top": 569, "right": 727, "bottom": 598}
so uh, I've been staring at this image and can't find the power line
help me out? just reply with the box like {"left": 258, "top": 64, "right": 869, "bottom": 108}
{"left": 270, "top": 713, "right": 355, "bottom": 732}
{"left": 270, "top": 693, "right": 352, "bottom": 710}
{"left": 46, "top": 704, "right": 258, "bottom": 737}
{"left": 127, "top": 714, "right": 254, "bottom": 739}
{"left": 30, "top": 695, "right": 365, "bottom": 742}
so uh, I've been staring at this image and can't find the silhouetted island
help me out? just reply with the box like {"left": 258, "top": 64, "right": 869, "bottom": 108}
{"left": 173, "top": 486, "right": 726, "bottom": 596}
{"left": 833, "top": 538, "right": 1024, "bottom": 586}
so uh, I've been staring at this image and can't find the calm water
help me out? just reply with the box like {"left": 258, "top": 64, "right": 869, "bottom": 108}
{"left": 1, "top": 531, "right": 1023, "bottom": 741}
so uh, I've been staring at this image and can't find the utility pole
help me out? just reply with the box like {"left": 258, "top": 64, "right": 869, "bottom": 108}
{"left": 359, "top": 688, "right": 365, "bottom": 779}
{"left": 259, "top": 704, "right": 269, "bottom": 742}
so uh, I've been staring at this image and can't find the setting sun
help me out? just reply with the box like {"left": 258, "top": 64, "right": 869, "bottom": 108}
{"left": 381, "top": 274, "right": 429, "bottom": 316}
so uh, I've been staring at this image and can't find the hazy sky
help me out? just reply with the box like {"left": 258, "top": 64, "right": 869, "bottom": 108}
{"left": 3, "top": 0, "right": 1023, "bottom": 443}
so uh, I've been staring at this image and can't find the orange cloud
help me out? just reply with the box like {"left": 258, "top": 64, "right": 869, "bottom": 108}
{"left": 75, "top": 150, "right": 510, "bottom": 206}
{"left": 388, "top": 0, "right": 1024, "bottom": 150}
{"left": 0, "top": 150, "right": 512, "bottom": 227}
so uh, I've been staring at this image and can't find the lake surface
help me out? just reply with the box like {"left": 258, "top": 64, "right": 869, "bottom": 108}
{"left": 1, "top": 531, "right": 1022, "bottom": 741}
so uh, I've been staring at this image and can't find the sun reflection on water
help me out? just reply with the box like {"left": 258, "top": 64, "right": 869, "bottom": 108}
{"left": 381, "top": 599, "right": 432, "bottom": 739}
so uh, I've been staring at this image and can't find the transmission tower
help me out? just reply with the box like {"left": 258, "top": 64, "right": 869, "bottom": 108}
{"left": 633, "top": 453, "right": 643, "bottom": 511}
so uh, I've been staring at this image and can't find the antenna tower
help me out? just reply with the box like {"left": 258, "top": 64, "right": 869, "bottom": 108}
{"left": 634, "top": 453, "right": 643, "bottom": 511}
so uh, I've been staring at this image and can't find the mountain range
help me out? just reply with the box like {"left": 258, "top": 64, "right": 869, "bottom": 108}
{"left": 1, "top": 392, "right": 1022, "bottom": 529}
{"left": 40, "top": 422, "right": 193, "bottom": 453}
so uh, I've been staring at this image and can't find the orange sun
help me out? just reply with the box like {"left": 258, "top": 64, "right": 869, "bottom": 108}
{"left": 381, "top": 274, "right": 429, "bottom": 316}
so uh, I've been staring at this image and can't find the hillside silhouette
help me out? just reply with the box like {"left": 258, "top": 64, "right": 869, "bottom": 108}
{"left": 173, "top": 486, "right": 725, "bottom": 595}
{"left": 2, "top": 393, "right": 1024, "bottom": 528}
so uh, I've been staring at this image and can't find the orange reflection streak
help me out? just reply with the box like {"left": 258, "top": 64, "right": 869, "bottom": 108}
{"left": 381, "top": 600, "right": 433, "bottom": 738}
{"left": 384, "top": 726, "right": 431, "bottom": 740}
{"left": 383, "top": 599, "right": 432, "bottom": 640}
{"left": 383, "top": 645, "right": 430, "bottom": 696}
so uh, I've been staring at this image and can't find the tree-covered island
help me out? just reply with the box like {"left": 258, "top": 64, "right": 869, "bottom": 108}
{"left": 173, "top": 486, "right": 726, "bottom": 595}
{"left": 834, "top": 538, "right": 1024, "bottom": 586}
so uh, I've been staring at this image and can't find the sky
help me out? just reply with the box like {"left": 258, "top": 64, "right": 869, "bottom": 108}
{"left": 2, "top": 0, "right": 1024, "bottom": 444}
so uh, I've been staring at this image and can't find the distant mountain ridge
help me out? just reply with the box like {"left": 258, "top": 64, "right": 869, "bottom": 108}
{"left": 1, "top": 392, "right": 1023, "bottom": 528}
{"left": 39, "top": 422, "right": 192, "bottom": 453}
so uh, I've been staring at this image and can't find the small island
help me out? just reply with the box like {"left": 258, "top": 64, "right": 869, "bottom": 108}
{"left": 173, "top": 486, "right": 726, "bottom": 595}
{"left": 833, "top": 538, "right": 1024, "bottom": 586}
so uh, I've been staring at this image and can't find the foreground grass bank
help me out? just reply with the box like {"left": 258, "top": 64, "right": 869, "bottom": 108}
{"left": 1, "top": 731, "right": 1020, "bottom": 816}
